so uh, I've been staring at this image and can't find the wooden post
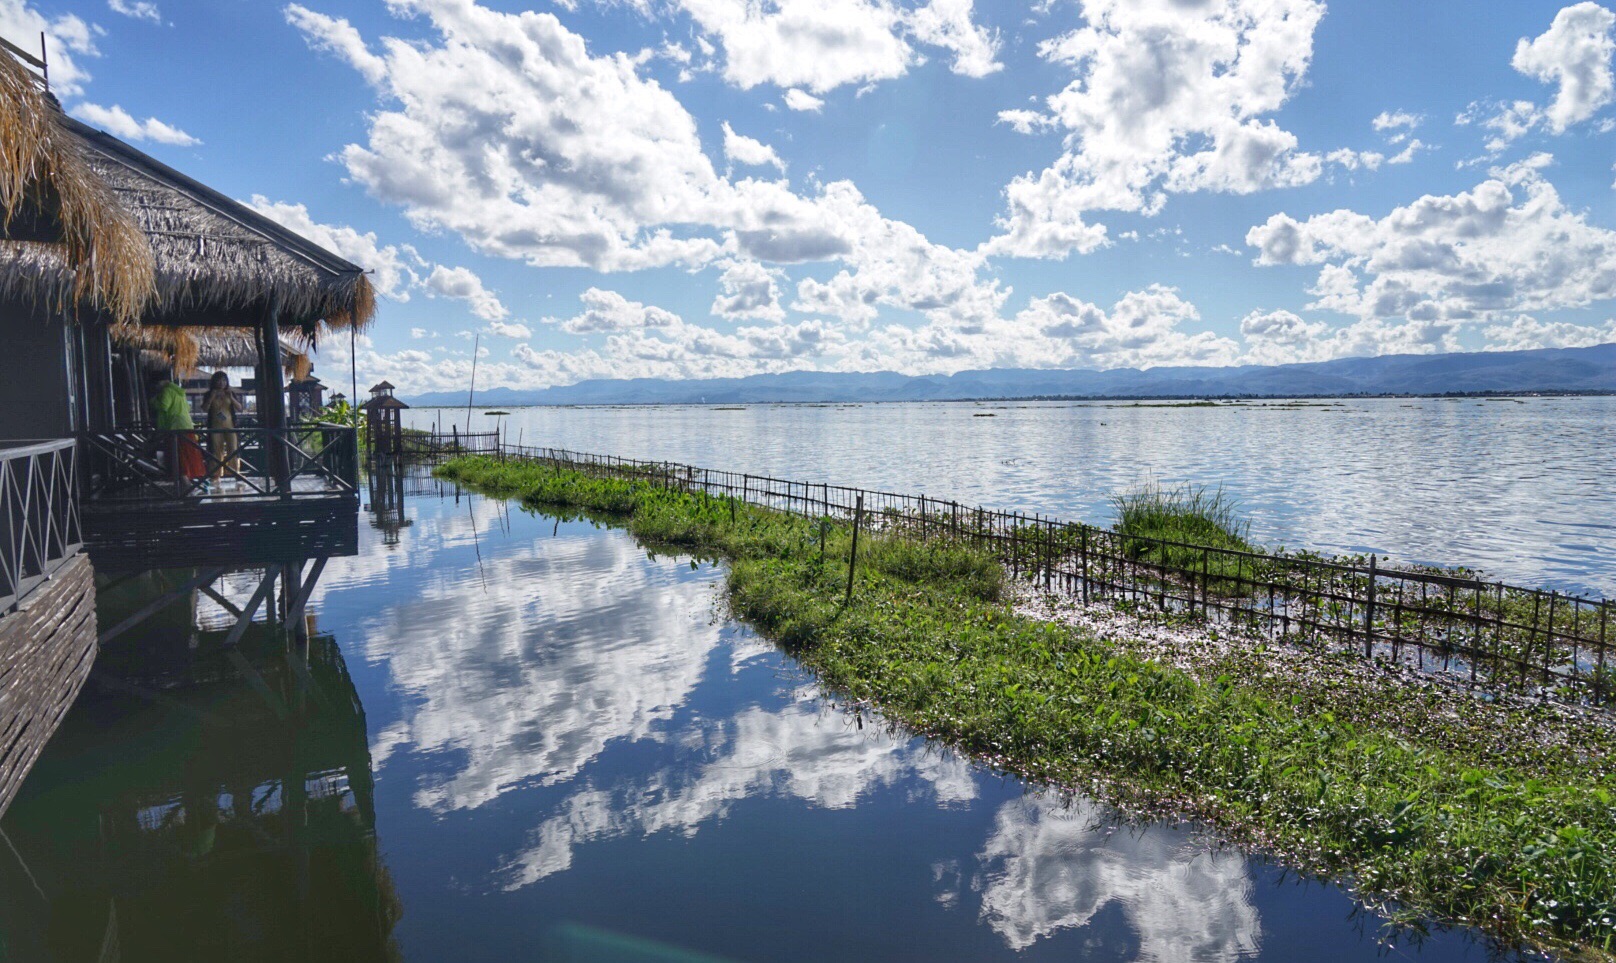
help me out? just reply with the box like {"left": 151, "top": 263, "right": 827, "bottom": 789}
{"left": 1598, "top": 605, "right": 1609, "bottom": 706}
{"left": 1544, "top": 591, "right": 1559, "bottom": 686}
{"left": 258, "top": 303, "right": 291, "bottom": 493}
{"left": 845, "top": 494, "right": 864, "bottom": 606}
{"left": 1364, "top": 555, "right": 1377, "bottom": 660}
{"left": 1043, "top": 520, "right": 1053, "bottom": 592}
{"left": 1080, "top": 526, "right": 1089, "bottom": 605}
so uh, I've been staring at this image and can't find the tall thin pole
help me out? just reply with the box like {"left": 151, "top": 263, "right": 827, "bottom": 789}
{"left": 465, "top": 333, "right": 479, "bottom": 436}
{"left": 845, "top": 494, "right": 864, "bottom": 606}
{"left": 349, "top": 327, "right": 357, "bottom": 426}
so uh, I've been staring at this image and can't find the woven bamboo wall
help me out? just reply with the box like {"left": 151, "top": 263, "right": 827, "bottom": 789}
{"left": 0, "top": 552, "right": 97, "bottom": 818}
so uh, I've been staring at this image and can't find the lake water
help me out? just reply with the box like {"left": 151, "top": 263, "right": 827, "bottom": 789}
{"left": 409, "top": 397, "right": 1616, "bottom": 599}
{"left": 0, "top": 468, "right": 1505, "bottom": 961}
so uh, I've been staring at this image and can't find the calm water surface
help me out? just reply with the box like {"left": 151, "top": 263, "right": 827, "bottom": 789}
{"left": 410, "top": 397, "right": 1616, "bottom": 598}
{"left": 2, "top": 471, "right": 1510, "bottom": 960}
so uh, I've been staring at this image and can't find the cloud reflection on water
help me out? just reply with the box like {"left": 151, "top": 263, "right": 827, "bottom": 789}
{"left": 501, "top": 695, "right": 979, "bottom": 889}
{"left": 970, "top": 799, "right": 1260, "bottom": 959}
{"left": 352, "top": 512, "right": 726, "bottom": 812}
{"left": 341, "top": 481, "right": 1263, "bottom": 956}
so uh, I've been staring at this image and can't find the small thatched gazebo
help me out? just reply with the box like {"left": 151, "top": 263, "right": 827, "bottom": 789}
{"left": 361, "top": 381, "right": 409, "bottom": 458}
{"left": 289, "top": 374, "right": 326, "bottom": 421}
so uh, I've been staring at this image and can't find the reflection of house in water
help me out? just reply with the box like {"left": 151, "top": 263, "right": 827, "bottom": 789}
{"left": 366, "top": 462, "right": 414, "bottom": 545}
{"left": 0, "top": 35, "right": 374, "bottom": 819}
{"left": 0, "top": 571, "right": 400, "bottom": 962}
{"left": 366, "top": 463, "right": 475, "bottom": 546}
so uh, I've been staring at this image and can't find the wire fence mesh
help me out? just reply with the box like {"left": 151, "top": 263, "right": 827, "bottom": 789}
{"left": 491, "top": 443, "right": 1616, "bottom": 708}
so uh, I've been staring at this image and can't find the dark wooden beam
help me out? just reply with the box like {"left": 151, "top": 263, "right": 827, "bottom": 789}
{"left": 223, "top": 565, "right": 279, "bottom": 649}
{"left": 257, "top": 302, "right": 291, "bottom": 490}
{"left": 97, "top": 567, "right": 227, "bottom": 646}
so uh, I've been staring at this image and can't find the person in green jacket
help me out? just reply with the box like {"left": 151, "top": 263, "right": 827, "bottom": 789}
{"left": 151, "top": 378, "right": 193, "bottom": 431}
{"left": 150, "top": 377, "right": 205, "bottom": 490}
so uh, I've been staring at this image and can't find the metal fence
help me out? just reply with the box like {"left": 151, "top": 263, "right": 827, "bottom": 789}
{"left": 0, "top": 439, "right": 83, "bottom": 614}
{"left": 496, "top": 444, "right": 1616, "bottom": 706}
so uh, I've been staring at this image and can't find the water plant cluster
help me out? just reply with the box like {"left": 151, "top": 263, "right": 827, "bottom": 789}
{"left": 437, "top": 454, "right": 1616, "bottom": 958}
{"left": 1113, "top": 482, "right": 1253, "bottom": 553}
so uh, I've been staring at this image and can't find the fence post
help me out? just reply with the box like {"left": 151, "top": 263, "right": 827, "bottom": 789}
{"left": 1364, "top": 555, "right": 1377, "bottom": 660}
{"left": 1598, "top": 605, "right": 1609, "bottom": 706}
{"left": 846, "top": 493, "right": 864, "bottom": 606}
{"left": 1044, "top": 520, "right": 1053, "bottom": 592}
{"left": 1544, "top": 591, "right": 1559, "bottom": 687}
{"left": 1198, "top": 546, "right": 1209, "bottom": 617}
{"left": 1080, "top": 526, "right": 1089, "bottom": 605}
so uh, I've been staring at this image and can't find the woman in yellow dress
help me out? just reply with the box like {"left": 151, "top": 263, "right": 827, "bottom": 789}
{"left": 201, "top": 371, "right": 244, "bottom": 485}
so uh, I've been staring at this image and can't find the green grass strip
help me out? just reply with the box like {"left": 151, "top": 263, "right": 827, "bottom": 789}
{"left": 437, "top": 455, "right": 1616, "bottom": 958}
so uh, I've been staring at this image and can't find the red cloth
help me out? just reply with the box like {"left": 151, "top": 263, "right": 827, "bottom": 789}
{"left": 178, "top": 433, "right": 206, "bottom": 479}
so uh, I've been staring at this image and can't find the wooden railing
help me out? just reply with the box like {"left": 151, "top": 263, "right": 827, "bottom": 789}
{"left": 401, "top": 429, "right": 500, "bottom": 459}
{"left": 0, "top": 439, "right": 83, "bottom": 613}
{"left": 78, "top": 426, "right": 358, "bottom": 503}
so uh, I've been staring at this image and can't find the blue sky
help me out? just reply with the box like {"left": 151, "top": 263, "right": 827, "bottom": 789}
{"left": 7, "top": 0, "right": 1615, "bottom": 391}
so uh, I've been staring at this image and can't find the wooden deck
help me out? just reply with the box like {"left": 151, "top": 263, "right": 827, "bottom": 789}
{"left": 83, "top": 490, "right": 357, "bottom": 573}
{"left": 79, "top": 427, "right": 360, "bottom": 572}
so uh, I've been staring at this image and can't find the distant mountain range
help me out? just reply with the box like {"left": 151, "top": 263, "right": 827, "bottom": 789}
{"left": 405, "top": 343, "right": 1616, "bottom": 407}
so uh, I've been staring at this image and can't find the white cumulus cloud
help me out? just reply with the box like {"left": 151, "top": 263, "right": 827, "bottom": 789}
{"left": 1513, "top": 2, "right": 1616, "bottom": 133}
{"left": 1246, "top": 155, "right": 1616, "bottom": 326}
{"left": 1466, "top": 3, "right": 1616, "bottom": 150}
{"left": 0, "top": 0, "right": 98, "bottom": 97}
{"left": 783, "top": 88, "right": 824, "bottom": 111}
{"left": 659, "top": 0, "right": 1000, "bottom": 94}
{"left": 425, "top": 264, "right": 509, "bottom": 322}
{"left": 71, "top": 102, "right": 198, "bottom": 145}
{"left": 711, "top": 259, "right": 785, "bottom": 321}
{"left": 547, "top": 287, "right": 682, "bottom": 334}
{"left": 107, "top": 0, "right": 159, "bottom": 22}
{"left": 721, "top": 121, "right": 786, "bottom": 172}
{"left": 985, "top": 0, "right": 1327, "bottom": 259}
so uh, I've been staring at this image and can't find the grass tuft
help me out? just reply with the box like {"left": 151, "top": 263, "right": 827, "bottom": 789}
{"left": 1113, "top": 482, "right": 1253, "bottom": 551}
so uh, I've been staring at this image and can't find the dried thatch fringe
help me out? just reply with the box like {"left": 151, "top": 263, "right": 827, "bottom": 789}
{"left": 2, "top": 52, "right": 373, "bottom": 336}
{"left": 112, "top": 323, "right": 310, "bottom": 377}
{"left": 0, "top": 52, "right": 155, "bottom": 323}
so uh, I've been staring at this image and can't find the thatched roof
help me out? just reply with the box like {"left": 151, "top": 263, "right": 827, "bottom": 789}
{"left": 192, "top": 329, "right": 310, "bottom": 375}
{"left": 0, "top": 46, "right": 375, "bottom": 336}
{"left": 0, "top": 47, "right": 155, "bottom": 322}
{"left": 121, "top": 325, "right": 311, "bottom": 378}
{"left": 66, "top": 119, "right": 376, "bottom": 333}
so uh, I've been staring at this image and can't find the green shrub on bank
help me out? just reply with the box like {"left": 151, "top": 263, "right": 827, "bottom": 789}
{"left": 437, "top": 455, "right": 1616, "bottom": 957}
